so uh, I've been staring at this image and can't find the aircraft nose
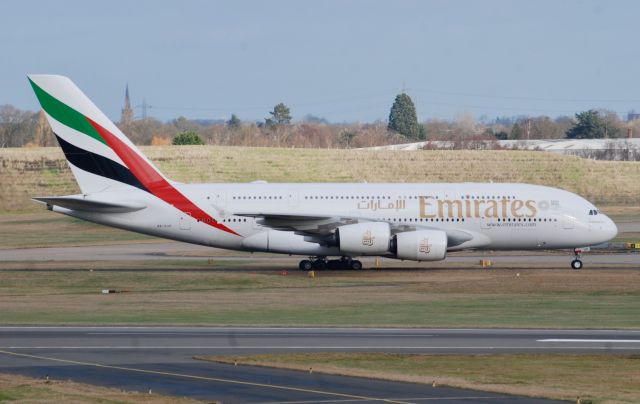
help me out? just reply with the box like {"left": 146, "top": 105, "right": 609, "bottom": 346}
{"left": 604, "top": 216, "right": 618, "bottom": 240}
{"left": 603, "top": 216, "right": 618, "bottom": 241}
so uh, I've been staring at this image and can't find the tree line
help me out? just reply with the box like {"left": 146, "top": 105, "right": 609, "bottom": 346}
{"left": 1, "top": 93, "right": 639, "bottom": 148}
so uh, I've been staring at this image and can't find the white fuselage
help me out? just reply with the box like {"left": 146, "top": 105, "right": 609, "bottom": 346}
{"left": 55, "top": 182, "right": 618, "bottom": 258}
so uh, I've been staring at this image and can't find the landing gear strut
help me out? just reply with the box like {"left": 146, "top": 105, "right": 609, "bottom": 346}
{"left": 571, "top": 249, "right": 583, "bottom": 270}
{"left": 298, "top": 257, "right": 363, "bottom": 270}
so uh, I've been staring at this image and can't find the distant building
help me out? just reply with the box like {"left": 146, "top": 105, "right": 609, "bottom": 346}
{"left": 120, "top": 84, "right": 134, "bottom": 126}
{"left": 627, "top": 110, "right": 640, "bottom": 121}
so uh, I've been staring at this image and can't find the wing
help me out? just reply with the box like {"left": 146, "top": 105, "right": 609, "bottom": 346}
{"left": 233, "top": 212, "right": 359, "bottom": 235}
{"left": 233, "top": 211, "right": 475, "bottom": 247}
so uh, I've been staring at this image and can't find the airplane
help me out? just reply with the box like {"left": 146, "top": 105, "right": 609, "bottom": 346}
{"left": 28, "top": 75, "right": 618, "bottom": 271}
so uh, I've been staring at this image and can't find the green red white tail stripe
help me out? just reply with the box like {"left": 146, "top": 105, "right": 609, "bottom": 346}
{"left": 28, "top": 74, "right": 239, "bottom": 236}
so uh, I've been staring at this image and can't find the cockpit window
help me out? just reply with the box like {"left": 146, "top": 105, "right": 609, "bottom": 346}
{"left": 588, "top": 209, "right": 599, "bottom": 216}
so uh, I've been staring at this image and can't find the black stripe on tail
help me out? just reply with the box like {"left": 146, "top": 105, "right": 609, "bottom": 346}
{"left": 55, "top": 134, "right": 149, "bottom": 192}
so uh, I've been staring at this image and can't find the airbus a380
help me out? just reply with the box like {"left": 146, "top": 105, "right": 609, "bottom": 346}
{"left": 28, "top": 75, "right": 618, "bottom": 270}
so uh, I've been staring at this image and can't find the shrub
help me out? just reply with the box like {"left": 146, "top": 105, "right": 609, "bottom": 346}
{"left": 172, "top": 130, "right": 205, "bottom": 145}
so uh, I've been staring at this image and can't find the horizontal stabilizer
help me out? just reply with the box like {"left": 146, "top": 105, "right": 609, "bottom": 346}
{"left": 32, "top": 195, "right": 146, "bottom": 213}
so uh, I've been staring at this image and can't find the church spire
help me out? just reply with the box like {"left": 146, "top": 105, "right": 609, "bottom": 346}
{"left": 124, "top": 84, "right": 131, "bottom": 109}
{"left": 120, "top": 83, "right": 134, "bottom": 127}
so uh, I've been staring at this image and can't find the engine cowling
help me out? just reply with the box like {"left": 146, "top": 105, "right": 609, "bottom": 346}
{"left": 393, "top": 230, "right": 447, "bottom": 261}
{"left": 337, "top": 222, "right": 391, "bottom": 255}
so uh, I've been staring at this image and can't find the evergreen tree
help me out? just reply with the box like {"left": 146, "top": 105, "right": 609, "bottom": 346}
{"left": 510, "top": 122, "right": 523, "bottom": 139}
{"left": 265, "top": 103, "right": 292, "bottom": 128}
{"left": 227, "top": 114, "right": 241, "bottom": 130}
{"left": 566, "top": 109, "right": 619, "bottom": 139}
{"left": 172, "top": 130, "right": 205, "bottom": 145}
{"left": 388, "top": 93, "right": 424, "bottom": 139}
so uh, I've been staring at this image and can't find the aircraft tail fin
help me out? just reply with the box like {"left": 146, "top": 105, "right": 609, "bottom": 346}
{"left": 28, "top": 74, "right": 168, "bottom": 194}
{"left": 29, "top": 75, "right": 241, "bottom": 237}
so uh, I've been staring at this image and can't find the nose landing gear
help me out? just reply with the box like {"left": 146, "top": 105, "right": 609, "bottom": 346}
{"left": 298, "top": 257, "right": 363, "bottom": 270}
{"left": 570, "top": 248, "right": 583, "bottom": 270}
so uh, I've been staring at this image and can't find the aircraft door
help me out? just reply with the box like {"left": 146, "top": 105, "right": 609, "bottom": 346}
{"left": 210, "top": 191, "right": 227, "bottom": 216}
{"left": 212, "top": 191, "right": 226, "bottom": 209}
{"left": 480, "top": 211, "right": 493, "bottom": 229}
{"left": 562, "top": 215, "right": 575, "bottom": 230}
{"left": 179, "top": 213, "right": 192, "bottom": 230}
{"left": 288, "top": 191, "right": 299, "bottom": 208}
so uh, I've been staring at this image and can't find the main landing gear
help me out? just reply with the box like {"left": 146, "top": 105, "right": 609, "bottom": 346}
{"left": 571, "top": 248, "right": 583, "bottom": 270}
{"left": 298, "top": 257, "right": 363, "bottom": 270}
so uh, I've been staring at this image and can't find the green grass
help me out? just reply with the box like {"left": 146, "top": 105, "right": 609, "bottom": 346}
{"left": 203, "top": 353, "right": 640, "bottom": 403}
{"left": 1, "top": 269, "right": 639, "bottom": 328}
{"left": 0, "top": 214, "right": 154, "bottom": 248}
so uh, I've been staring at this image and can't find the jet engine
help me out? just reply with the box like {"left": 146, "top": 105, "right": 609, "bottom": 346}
{"left": 336, "top": 222, "right": 391, "bottom": 255}
{"left": 392, "top": 230, "right": 447, "bottom": 261}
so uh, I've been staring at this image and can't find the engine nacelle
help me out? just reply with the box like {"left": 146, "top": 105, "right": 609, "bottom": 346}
{"left": 393, "top": 230, "right": 447, "bottom": 261}
{"left": 337, "top": 222, "right": 391, "bottom": 255}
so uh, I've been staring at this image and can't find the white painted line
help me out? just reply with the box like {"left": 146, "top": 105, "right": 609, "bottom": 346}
{"left": 2, "top": 326, "right": 637, "bottom": 332}
{"left": 538, "top": 339, "right": 640, "bottom": 343}
{"left": 258, "top": 397, "right": 509, "bottom": 404}
{"left": 3, "top": 346, "right": 640, "bottom": 350}
{"left": 84, "top": 332, "right": 433, "bottom": 337}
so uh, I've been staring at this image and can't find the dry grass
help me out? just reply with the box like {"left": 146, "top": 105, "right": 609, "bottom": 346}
{"left": 2, "top": 146, "right": 639, "bottom": 212}
{"left": 201, "top": 353, "right": 640, "bottom": 404}
{"left": 0, "top": 372, "right": 200, "bottom": 403}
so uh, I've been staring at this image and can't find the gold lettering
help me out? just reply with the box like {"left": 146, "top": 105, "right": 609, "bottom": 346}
{"left": 511, "top": 200, "right": 524, "bottom": 217}
{"left": 473, "top": 200, "right": 485, "bottom": 218}
{"left": 419, "top": 196, "right": 536, "bottom": 219}
{"left": 419, "top": 196, "right": 436, "bottom": 218}
{"left": 438, "top": 199, "right": 463, "bottom": 218}
{"left": 484, "top": 200, "right": 499, "bottom": 218}
{"left": 525, "top": 200, "right": 537, "bottom": 217}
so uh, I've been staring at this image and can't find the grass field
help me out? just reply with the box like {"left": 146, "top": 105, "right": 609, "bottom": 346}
{"left": 2, "top": 146, "right": 640, "bottom": 212}
{"left": 0, "top": 373, "right": 198, "bottom": 403}
{"left": 203, "top": 353, "right": 640, "bottom": 404}
{"left": 0, "top": 213, "right": 154, "bottom": 249}
{"left": 1, "top": 267, "right": 639, "bottom": 328}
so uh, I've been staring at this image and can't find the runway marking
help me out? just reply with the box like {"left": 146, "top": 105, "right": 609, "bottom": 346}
{"left": 538, "top": 339, "right": 640, "bottom": 343}
{"left": 84, "top": 332, "right": 434, "bottom": 337}
{"left": 0, "top": 349, "right": 413, "bottom": 404}
{"left": 258, "top": 397, "right": 510, "bottom": 403}
{"left": 3, "top": 346, "right": 640, "bottom": 350}
{"left": 3, "top": 326, "right": 636, "bottom": 332}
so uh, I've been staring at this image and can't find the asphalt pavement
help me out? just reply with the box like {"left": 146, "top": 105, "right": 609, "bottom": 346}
{"left": 2, "top": 326, "right": 639, "bottom": 403}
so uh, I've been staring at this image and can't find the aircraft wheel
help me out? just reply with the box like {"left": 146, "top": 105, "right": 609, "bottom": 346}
{"left": 299, "top": 260, "right": 313, "bottom": 271}
{"left": 571, "top": 259, "right": 583, "bottom": 270}
{"left": 313, "top": 259, "right": 327, "bottom": 270}
{"left": 350, "top": 260, "right": 363, "bottom": 270}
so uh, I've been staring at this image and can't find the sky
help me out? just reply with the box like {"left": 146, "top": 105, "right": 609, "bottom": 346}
{"left": 2, "top": 0, "right": 639, "bottom": 123}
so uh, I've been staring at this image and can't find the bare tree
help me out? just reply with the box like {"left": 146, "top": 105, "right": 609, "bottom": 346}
{"left": 0, "top": 105, "right": 35, "bottom": 147}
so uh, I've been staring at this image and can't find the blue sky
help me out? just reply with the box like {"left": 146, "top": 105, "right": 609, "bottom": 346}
{"left": 2, "top": 0, "right": 639, "bottom": 123}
